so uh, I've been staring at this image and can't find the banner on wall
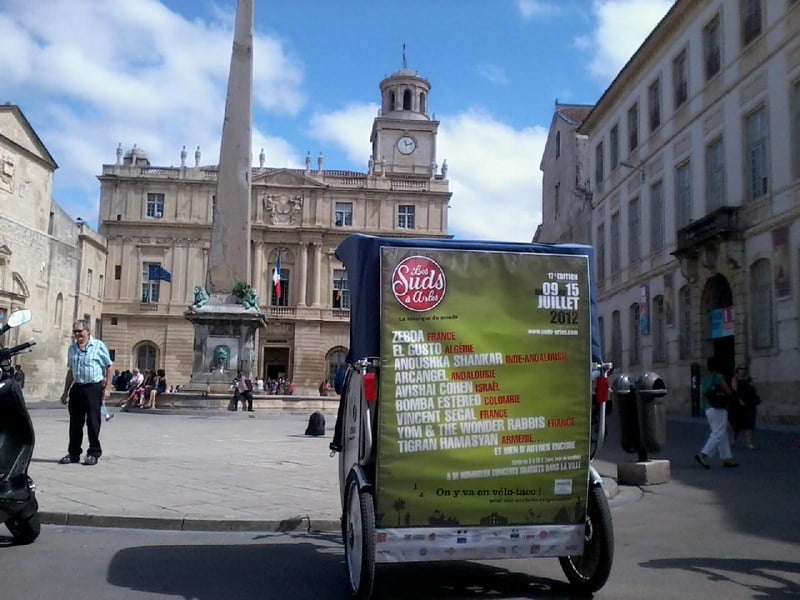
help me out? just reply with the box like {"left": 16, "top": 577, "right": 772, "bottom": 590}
{"left": 710, "top": 306, "right": 735, "bottom": 339}
{"left": 640, "top": 284, "right": 651, "bottom": 336}
{"left": 377, "top": 247, "right": 592, "bottom": 530}
{"left": 772, "top": 227, "right": 791, "bottom": 301}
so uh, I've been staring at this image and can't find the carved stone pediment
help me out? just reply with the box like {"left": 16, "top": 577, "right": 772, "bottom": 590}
{"left": 262, "top": 192, "right": 303, "bottom": 225}
{"left": 253, "top": 169, "right": 325, "bottom": 188}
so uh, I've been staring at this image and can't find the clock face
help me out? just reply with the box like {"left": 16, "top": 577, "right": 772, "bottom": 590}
{"left": 396, "top": 135, "right": 417, "bottom": 155}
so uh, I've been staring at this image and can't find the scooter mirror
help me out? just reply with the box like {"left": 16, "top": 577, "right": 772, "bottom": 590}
{"left": 6, "top": 309, "right": 32, "bottom": 328}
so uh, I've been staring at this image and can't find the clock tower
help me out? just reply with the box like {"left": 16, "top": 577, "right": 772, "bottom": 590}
{"left": 370, "top": 61, "right": 439, "bottom": 177}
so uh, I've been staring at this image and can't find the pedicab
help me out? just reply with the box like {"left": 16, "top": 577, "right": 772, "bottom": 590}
{"left": 330, "top": 234, "right": 613, "bottom": 598}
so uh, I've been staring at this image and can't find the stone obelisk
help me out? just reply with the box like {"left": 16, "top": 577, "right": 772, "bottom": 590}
{"left": 184, "top": 0, "right": 264, "bottom": 392}
{"left": 208, "top": 0, "right": 253, "bottom": 292}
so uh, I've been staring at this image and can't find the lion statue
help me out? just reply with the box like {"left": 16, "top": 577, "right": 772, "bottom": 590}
{"left": 192, "top": 286, "right": 209, "bottom": 309}
{"left": 242, "top": 287, "right": 260, "bottom": 310}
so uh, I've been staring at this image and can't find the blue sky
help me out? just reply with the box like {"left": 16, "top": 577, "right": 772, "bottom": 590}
{"left": 0, "top": 0, "right": 673, "bottom": 241}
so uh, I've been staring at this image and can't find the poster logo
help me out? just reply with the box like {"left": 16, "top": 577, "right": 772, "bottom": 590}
{"left": 391, "top": 255, "right": 446, "bottom": 311}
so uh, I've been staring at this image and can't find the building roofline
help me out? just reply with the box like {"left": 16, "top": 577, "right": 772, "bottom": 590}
{"left": 578, "top": 0, "right": 686, "bottom": 134}
{"left": 0, "top": 103, "right": 59, "bottom": 169}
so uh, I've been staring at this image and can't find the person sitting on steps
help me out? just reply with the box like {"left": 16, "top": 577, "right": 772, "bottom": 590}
{"left": 145, "top": 369, "right": 167, "bottom": 409}
{"left": 120, "top": 368, "right": 144, "bottom": 410}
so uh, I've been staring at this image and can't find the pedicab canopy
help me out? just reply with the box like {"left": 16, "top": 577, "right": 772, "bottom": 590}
{"left": 335, "top": 234, "right": 603, "bottom": 535}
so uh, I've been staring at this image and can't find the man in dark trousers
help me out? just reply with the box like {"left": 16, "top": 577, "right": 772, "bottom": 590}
{"left": 59, "top": 320, "right": 113, "bottom": 466}
{"left": 233, "top": 370, "right": 254, "bottom": 412}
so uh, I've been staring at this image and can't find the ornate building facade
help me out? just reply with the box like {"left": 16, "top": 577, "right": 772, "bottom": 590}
{"left": 540, "top": 0, "right": 800, "bottom": 423}
{"left": 97, "top": 67, "right": 451, "bottom": 394}
{"left": 0, "top": 104, "right": 107, "bottom": 399}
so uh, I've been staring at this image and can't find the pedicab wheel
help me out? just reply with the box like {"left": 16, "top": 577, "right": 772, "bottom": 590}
{"left": 5, "top": 511, "right": 41, "bottom": 545}
{"left": 558, "top": 484, "right": 614, "bottom": 594}
{"left": 344, "top": 476, "right": 376, "bottom": 599}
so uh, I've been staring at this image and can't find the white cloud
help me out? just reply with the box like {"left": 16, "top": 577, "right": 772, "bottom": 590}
{"left": 517, "top": 0, "right": 558, "bottom": 19}
{"left": 0, "top": 0, "right": 549, "bottom": 243}
{"left": 581, "top": 0, "right": 673, "bottom": 81}
{"left": 307, "top": 104, "right": 544, "bottom": 242}
{"left": 309, "top": 103, "right": 380, "bottom": 168}
{"left": 477, "top": 64, "right": 510, "bottom": 85}
{"left": 0, "top": 0, "right": 305, "bottom": 216}
{"left": 438, "top": 111, "right": 547, "bottom": 242}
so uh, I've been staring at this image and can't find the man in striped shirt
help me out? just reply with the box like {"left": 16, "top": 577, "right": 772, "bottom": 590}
{"left": 59, "top": 320, "right": 113, "bottom": 466}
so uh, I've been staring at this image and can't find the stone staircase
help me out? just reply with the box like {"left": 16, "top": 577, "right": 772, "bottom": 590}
{"left": 110, "top": 391, "right": 339, "bottom": 412}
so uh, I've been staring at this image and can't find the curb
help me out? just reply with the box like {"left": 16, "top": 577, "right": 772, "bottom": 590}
{"left": 38, "top": 480, "right": 625, "bottom": 534}
{"left": 40, "top": 511, "right": 342, "bottom": 533}
{"left": 601, "top": 476, "right": 619, "bottom": 500}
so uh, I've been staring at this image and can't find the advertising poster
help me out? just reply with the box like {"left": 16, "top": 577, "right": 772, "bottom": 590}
{"left": 773, "top": 227, "right": 791, "bottom": 301}
{"left": 710, "top": 306, "right": 735, "bottom": 339}
{"left": 377, "top": 247, "right": 591, "bottom": 530}
{"left": 639, "top": 283, "right": 650, "bottom": 336}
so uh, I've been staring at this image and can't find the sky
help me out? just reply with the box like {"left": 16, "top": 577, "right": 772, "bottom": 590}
{"left": 0, "top": 0, "right": 673, "bottom": 242}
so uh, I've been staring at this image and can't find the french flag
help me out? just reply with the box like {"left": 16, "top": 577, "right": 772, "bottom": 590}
{"left": 272, "top": 251, "right": 282, "bottom": 300}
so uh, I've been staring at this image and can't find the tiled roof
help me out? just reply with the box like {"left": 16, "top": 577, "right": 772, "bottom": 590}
{"left": 556, "top": 104, "right": 594, "bottom": 126}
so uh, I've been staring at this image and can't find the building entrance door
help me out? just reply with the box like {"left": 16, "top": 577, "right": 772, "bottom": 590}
{"left": 702, "top": 273, "right": 735, "bottom": 379}
{"left": 262, "top": 346, "right": 289, "bottom": 380}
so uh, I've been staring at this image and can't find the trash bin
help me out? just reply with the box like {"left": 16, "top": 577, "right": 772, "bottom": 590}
{"left": 613, "top": 374, "right": 639, "bottom": 454}
{"left": 635, "top": 372, "right": 667, "bottom": 454}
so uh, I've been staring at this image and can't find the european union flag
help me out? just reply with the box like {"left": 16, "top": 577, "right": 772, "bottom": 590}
{"left": 148, "top": 264, "right": 172, "bottom": 282}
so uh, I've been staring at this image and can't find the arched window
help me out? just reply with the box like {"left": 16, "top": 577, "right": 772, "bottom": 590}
{"left": 652, "top": 295, "right": 666, "bottom": 362}
{"left": 326, "top": 347, "right": 348, "bottom": 383}
{"left": 136, "top": 343, "right": 158, "bottom": 373}
{"left": 750, "top": 258, "right": 773, "bottom": 348}
{"left": 403, "top": 89, "right": 412, "bottom": 110}
{"left": 555, "top": 131, "right": 561, "bottom": 158}
{"left": 388, "top": 91, "right": 395, "bottom": 112}
{"left": 629, "top": 303, "right": 640, "bottom": 366}
{"left": 419, "top": 91, "right": 427, "bottom": 115}
{"left": 55, "top": 292, "right": 64, "bottom": 327}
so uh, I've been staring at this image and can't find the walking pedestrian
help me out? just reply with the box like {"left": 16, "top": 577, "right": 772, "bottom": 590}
{"left": 730, "top": 364, "right": 760, "bottom": 450}
{"left": 695, "top": 356, "right": 738, "bottom": 469}
{"left": 59, "top": 320, "right": 114, "bottom": 466}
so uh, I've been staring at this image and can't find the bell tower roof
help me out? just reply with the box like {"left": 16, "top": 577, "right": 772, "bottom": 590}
{"left": 378, "top": 46, "right": 431, "bottom": 121}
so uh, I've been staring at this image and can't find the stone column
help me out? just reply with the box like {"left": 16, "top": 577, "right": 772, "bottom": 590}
{"left": 297, "top": 241, "right": 308, "bottom": 307}
{"left": 135, "top": 244, "right": 142, "bottom": 303}
{"left": 252, "top": 241, "right": 263, "bottom": 302}
{"left": 207, "top": 0, "right": 253, "bottom": 293}
{"left": 170, "top": 245, "right": 182, "bottom": 302}
{"left": 312, "top": 243, "right": 323, "bottom": 306}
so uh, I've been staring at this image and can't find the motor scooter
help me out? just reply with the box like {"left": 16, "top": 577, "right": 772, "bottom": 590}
{"left": 0, "top": 309, "right": 40, "bottom": 544}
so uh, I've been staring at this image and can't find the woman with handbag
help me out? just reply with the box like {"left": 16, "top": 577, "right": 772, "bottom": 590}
{"left": 695, "top": 356, "right": 738, "bottom": 469}
{"left": 731, "top": 365, "right": 760, "bottom": 450}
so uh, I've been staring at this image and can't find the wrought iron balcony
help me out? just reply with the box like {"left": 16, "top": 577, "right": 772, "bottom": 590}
{"left": 674, "top": 206, "right": 741, "bottom": 258}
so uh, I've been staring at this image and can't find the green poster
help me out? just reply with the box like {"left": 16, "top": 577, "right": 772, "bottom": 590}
{"left": 376, "top": 247, "right": 591, "bottom": 529}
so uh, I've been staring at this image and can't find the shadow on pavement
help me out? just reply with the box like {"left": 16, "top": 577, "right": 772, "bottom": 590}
{"left": 640, "top": 557, "right": 800, "bottom": 599}
{"left": 597, "top": 418, "right": 800, "bottom": 546}
{"left": 374, "top": 561, "right": 588, "bottom": 599}
{"left": 106, "top": 532, "right": 594, "bottom": 600}
{"left": 108, "top": 537, "right": 346, "bottom": 600}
